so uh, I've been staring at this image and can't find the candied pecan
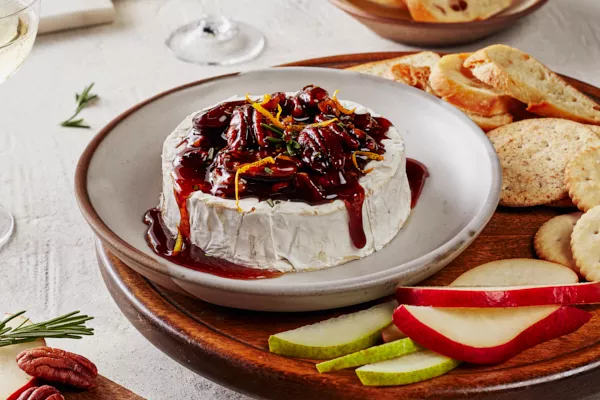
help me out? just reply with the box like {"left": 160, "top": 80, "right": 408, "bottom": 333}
{"left": 252, "top": 109, "right": 279, "bottom": 148}
{"left": 298, "top": 126, "right": 329, "bottom": 174}
{"left": 17, "top": 385, "right": 64, "bottom": 400}
{"left": 297, "top": 85, "right": 329, "bottom": 108}
{"left": 17, "top": 347, "right": 98, "bottom": 390}
{"left": 290, "top": 97, "right": 306, "bottom": 118}
{"left": 260, "top": 92, "right": 290, "bottom": 111}
{"left": 226, "top": 106, "right": 254, "bottom": 150}
{"left": 327, "top": 123, "right": 360, "bottom": 150}
{"left": 193, "top": 100, "right": 246, "bottom": 129}
{"left": 317, "top": 127, "right": 345, "bottom": 170}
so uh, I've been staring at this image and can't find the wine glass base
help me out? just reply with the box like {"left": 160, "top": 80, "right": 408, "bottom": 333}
{"left": 166, "top": 17, "right": 265, "bottom": 66}
{"left": 0, "top": 207, "right": 14, "bottom": 247}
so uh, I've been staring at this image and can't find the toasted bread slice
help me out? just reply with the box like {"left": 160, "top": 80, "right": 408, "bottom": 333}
{"left": 388, "top": 52, "right": 441, "bottom": 93}
{"left": 429, "top": 53, "right": 514, "bottom": 116}
{"left": 346, "top": 56, "right": 409, "bottom": 78}
{"left": 347, "top": 52, "right": 440, "bottom": 91}
{"left": 464, "top": 45, "right": 600, "bottom": 125}
{"left": 463, "top": 110, "right": 513, "bottom": 132}
{"left": 405, "top": 0, "right": 511, "bottom": 22}
{"left": 586, "top": 124, "right": 600, "bottom": 137}
{"left": 366, "top": 0, "right": 407, "bottom": 9}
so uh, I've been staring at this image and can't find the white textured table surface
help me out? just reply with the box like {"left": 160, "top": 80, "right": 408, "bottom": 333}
{"left": 2, "top": 0, "right": 600, "bottom": 398}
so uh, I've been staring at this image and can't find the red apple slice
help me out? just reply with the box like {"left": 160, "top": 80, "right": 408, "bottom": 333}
{"left": 396, "top": 281, "right": 600, "bottom": 308}
{"left": 0, "top": 314, "right": 46, "bottom": 400}
{"left": 450, "top": 259, "right": 578, "bottom": 287}
{"left": 393, "top": 305, "right": 591, "bottom": 364}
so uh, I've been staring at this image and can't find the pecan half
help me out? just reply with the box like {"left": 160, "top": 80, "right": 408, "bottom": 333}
{"left": 17, "top": 347, "right": 98, "bottom": 389}
{"left": 17, "top": 385, "right": 65, "bottom": 400}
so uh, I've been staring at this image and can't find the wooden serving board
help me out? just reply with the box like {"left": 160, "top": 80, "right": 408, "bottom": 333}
{"left": 62, "top": 376, "right": 143, "bottom": 400}
{"left": 96, "top": 53, "right": 600, "bottom": 400}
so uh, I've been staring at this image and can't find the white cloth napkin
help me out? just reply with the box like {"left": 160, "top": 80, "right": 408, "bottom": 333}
{"left": 39, "top": 0, "right": 116, "bottom": 34}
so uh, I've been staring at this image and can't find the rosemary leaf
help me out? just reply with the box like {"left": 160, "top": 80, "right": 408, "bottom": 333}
{"left": 0, "top": 311, "right": 94, "bottom": 348}
{"left": 60, "top": 83, "right": 99, "bottom": 129}
{"left": 261, "top": 123, "right": 284, "bottom": 136}
{"left": 266, "top": 137, "right": 283, "bottom": 144}
{"left": 286, "top": 142, "right": 297, "bottom": 156}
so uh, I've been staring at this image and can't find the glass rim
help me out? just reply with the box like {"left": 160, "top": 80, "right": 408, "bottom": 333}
{"left": 0, "top": 0, "right": 40, "bottom": 20}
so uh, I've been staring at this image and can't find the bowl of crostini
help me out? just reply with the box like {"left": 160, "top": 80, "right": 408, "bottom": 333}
{"left": 328, "top": 0, "right": 548, "bottom": 46}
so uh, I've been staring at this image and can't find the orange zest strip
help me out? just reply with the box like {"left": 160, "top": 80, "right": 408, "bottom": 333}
{"left": 260, "top": 94, "right": 272, "bottom": 105}
{"left": 289, "top": 118, "right": 339, "bottom": 131}
{"left": 245, "top": 93, "right": 272, "bottom": 106}
{"left": 332, "top": 90, "right": 356, "bottom": 115}
{"left": 276, "top": 154, "right": 295, "bottom": 162}
{"left": 352, "top": 151, "right": 384, "bottom": 174}
{"left": 247, "top": 93, "right": 340, "bottom": 132}
{"left": 235, "top": 157, "right": 276, "bottom": 213}
{"left": 309, "top": 118, "right": 339, "bottom": 128}
{"left": 173, "top": 230, "right": 184, "bottom": 255}
{"left": 246, "top": 93, "right": 285, "bottom": 129}
{"left": 251, "top": 102, "right": 285, "bottom": 130}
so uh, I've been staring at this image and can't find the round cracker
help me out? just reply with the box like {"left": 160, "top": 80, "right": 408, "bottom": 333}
{"left": 566, "top": 147, "right": 600, "bottom": 212}
{"left": 534, "top": 212, "right": 583, "bottom": 271}
{"left": 487, "top": 119, "right": 599, "bottom": 207}
{"left": 571, "top": 205, "right": 600, "bottom": 281}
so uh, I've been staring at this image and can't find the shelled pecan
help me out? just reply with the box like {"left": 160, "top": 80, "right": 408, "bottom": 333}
{"left": 17, "top": 347, "right": 98, "bottom": 389}
{"left": 16, "top": 385, "right": 64, "bottom": 400}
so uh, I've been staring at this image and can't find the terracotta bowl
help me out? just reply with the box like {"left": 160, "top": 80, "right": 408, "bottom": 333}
{"left": 329, "top": 0, "right": 548, "bottom": 46}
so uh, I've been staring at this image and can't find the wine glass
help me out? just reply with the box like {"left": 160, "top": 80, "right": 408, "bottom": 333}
{"left": 159, "top": 0, "right": 265, "bottom": 66}
{"left": 0, "top": 0, "right": 40, "bottom": 246}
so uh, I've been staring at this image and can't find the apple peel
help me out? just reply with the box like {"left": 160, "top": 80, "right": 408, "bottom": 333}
{"left": 396, "top": 282, "right": 600, "bottom": 308}
{"left": 393, "top": 305, "right": 591, "bottom": 364}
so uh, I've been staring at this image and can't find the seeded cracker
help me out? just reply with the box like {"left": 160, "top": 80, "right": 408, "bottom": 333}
{"left": 565, "top": 147, "right": 600, "bottom": 212}
{"left": 487, "top": 119, "right": 599, "bottom": 207}
{"left": 571, "top": 205, "right": 600, "bottom": 281}
{"left": 534, "top": 212, "right": 582, "bottom": 272}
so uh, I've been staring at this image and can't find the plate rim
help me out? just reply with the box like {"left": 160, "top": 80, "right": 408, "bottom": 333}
{"left": 75, "top": 64, "right": 502, "bottom": 295}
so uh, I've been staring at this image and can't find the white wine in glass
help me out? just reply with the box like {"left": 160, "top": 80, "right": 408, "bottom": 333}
{"left": 0, "top": 0, "right": 40, "bottom": 246}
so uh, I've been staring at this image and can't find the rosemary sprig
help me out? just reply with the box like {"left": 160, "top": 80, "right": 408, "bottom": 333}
{"left": 261, "top": 123, "right": 284, "bottom": 136}
{"left": 261, "top": 123, "right": 301, "bottom": 156}
{"left": 0, "top": 311, "right": 94, "bottom": 347}
{"left": 60, "top": 83, "right": 99, "bottom": 129}
{"left": 265, "top": 137, "right": 283, "bottom": 144}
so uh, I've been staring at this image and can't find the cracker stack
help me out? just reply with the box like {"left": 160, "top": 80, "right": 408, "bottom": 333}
{"left": 348, "top": 44, "right": 600, "bottom": 283}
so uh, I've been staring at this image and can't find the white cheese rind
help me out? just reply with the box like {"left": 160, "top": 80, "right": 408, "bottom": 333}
{"left": 159, "top": 99, "right": 411, "bottom": 272}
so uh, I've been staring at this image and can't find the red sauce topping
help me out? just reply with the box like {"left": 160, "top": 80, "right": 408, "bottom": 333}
{"left": 170, "top": 86, "right": 391, "bottom": 249}
{"left": 143, "top": 86, "right": 430, "bottom": 279}
{"left": 144, "top": 208, "right": 282, "bottom": 279}
{"left": 406, "top": 158, "right": 429, "bottom": 208}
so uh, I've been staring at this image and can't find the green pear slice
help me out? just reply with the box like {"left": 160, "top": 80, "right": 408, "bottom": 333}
{"left": 269, "top": 301, "right": 397, "bottom": 359}
{"left": 316, "top": 337, "right": 421, "bottom": 373}
{"left": 356, "top": 350, "right": 460, "bottom": 386}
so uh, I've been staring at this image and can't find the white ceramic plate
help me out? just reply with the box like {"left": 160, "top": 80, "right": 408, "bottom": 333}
{"left": 76, "top": 67, "right": 501, "bottom": 311}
